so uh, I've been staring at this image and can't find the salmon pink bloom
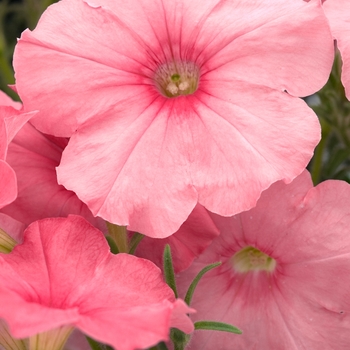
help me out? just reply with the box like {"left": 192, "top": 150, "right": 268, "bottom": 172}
{"left": 14, "top": 0, "right": 333, "bottom": 237}
{"left": 0, "top": 215, "right": 194, "bottom": 350}
{"left": 177, "top": 171, "right": 350, "bottom": 349}
{"left": 323, "top": 0, "right": 350, "bottom": 99}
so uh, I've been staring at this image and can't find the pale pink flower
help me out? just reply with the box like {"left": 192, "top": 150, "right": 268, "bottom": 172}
{"left": 0, "top": 91, "right": 35, "bottom": 209}
{"left": 1, "top": 122, "right": 105, "bottom": 232}
{"left": 0, "top": 215, "right": 194, "bottom": 350}
{"left": 14, "top": 0, "right": 333, "bottom": 237}
{"left": 177, "top": 171, "right": 350, "bottom": 349}
{"left": 323, "top": 0, "right": 350, "bottom": 99}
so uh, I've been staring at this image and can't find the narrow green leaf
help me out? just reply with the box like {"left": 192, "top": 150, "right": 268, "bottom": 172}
{"left": 148, "top": 341, "right": 169, "bottom": 350}
{"left": 163, "top": 245, "right": 178, "bottom": 298}
{"left": 157, "top": 342, "right": 169, "bottom": 350}
{"left": 86, "top": 336, "right": 101, "bottom": 350}
{"left": 128, "top": 232, "right": 144, "bottom": 255}
{"left": 106, "top": 235, "right": 120, "bottom": 254}
{"left": 194, "top": 321, "right": 242, "bottom": 334}
{"left": 86, "top": 337, "right": 113, "bottom": 350}
{"left": 184, "top": 262, "right": 221, "bottom": 306}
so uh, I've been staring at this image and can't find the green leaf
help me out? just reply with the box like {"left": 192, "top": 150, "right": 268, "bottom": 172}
{"left": 184, "top": 262, "right": 221, "bottom": 306}
{"left": 148, "top": 341, "right": 169, "bottom": 350}
{"left": 86, "top": 337, "right": 114, "bottom": 350}
{"left": 194, "top": 321, "right": 242, "bottom": 334}
{"left": 128, "top": 232, "right": 144, "bottom": 255}
{"left": 163, "top": 244, "right": 178, "bottom": 298}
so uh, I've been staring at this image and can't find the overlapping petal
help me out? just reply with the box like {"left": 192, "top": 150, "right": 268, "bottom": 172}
{"left": 0, "top": 213, "right": 24, "bottom": 245}
{"left": 0, "top": 92, "right": 35, "bottom": 209}
{"left": 134, "top": 204, "right": 220, "bottom": 272}
{"left": 0, "top": 161, "right": 17, "bottom": 209}
{"left": 58, "top": 81, "right": 320, "bottom": 235}
{"left": 1, "top": 123, "right": 105, "bottom": 231}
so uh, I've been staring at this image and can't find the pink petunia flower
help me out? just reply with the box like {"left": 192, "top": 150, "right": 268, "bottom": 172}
{"left": 0, "top": 91, "right": 35, "bottom": 209}
{"left": 323, "top": 0, "right": 350, "bottom": 99}
{"left": 1, "top": 122, "right": 105, "bottom": 232}
{"left": 0, "top": 215, "right": 194, "bottom": 350}
{"left": 14, "top": 0, "right": 333, "bottom": 237}
{"left": 176, "top": 171, "right": 350, "bottom": 349}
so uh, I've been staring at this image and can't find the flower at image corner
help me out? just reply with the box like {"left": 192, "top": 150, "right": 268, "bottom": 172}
{"left": 176, "top": 170, "right": 350, "bottom": 349}
{"left": 0, "top": 215, "right": 194, "bottom": 350}
{"left": 14, "top": 0, "right": 334, "bottom": 237}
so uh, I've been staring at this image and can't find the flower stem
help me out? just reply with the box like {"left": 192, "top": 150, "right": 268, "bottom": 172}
{"left": 106, "top": 222, "right": 128, "bottom": 253}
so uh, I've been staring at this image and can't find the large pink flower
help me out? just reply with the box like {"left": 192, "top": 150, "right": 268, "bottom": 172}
{"left": 177, "top": 171, "right": 350, "bottom": 349}
{"left": 14, "top": 0, "right": 333, "bottom": 237}
{"left": 0, "top": 215, "right": 193, "bottom": 350}
{"left": 0, "top": 91, "right": 35, "bottom": 209}
{"left": 323, "top": 0, "right": 350, "bottom": 99}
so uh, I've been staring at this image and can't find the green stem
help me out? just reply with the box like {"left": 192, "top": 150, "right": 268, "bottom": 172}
{"left": 106, "top": 222, "right": 128, "bottom": 253}
{"left": 184, "top": 262, "right": 221, "bottom": 306}
{"left": 128, "top": 232, "right": 144, "bottom": 255}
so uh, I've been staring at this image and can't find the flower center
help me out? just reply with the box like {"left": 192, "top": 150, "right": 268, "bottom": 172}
{"left": 232, "top": 246, "right": 276, "bottom": 273}
{"left": 154, "top": 61, "right": 200, "bottom": 98}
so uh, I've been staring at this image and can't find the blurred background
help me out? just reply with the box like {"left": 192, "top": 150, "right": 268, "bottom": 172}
{"left": 1, "top": 0, "right": 350, "bottom": 185}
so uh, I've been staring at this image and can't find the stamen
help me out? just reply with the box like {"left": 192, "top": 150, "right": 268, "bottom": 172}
{"left": 154, "top": 61, "right": 200, "bottom": 98}
{"left": 178, "top": 81, "right": 189, "bottom": 91}
{"left": 166, "top": 82, "right": 179, "bottom": 95}
{"left": 232, "top": 246, "right": 276, "bottom": 273}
